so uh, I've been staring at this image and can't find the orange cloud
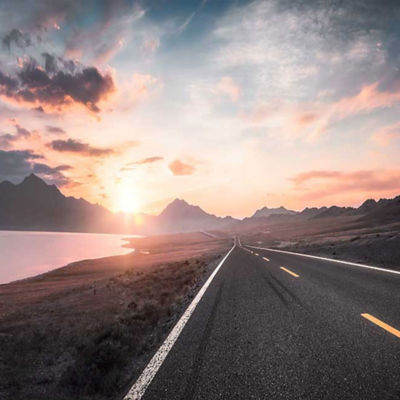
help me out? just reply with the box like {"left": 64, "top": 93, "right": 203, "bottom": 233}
{"left": 168, "top": 159, "right": 196, "bottom": 176}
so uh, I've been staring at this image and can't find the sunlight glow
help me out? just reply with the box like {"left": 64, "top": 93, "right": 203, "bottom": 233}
{"left": 115, "top": 185, "right": 140, "bottom": 214}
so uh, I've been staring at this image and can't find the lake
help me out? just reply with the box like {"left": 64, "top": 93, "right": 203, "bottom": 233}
{"left": 0, "top": 230, "right": 137, "bottom": 284}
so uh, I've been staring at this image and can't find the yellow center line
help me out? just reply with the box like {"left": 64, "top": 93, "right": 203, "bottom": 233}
{"left": 361, "top": 313, "right": 400, "bottom": 338}
{"left": 280, "top": 266, "right": 299, "bottom": 278}
{"left": 263, "top": 257, "right": 270, "bottom": 262}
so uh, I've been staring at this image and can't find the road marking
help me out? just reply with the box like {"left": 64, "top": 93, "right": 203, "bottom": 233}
{"left": 123, "top": 244, "right": 236, "bottom": 400}
{"left": 263, "top": 257, "right": 270, "bottom": 262}
{"left": 280, "top": 266, "right": 299, "bottom": 278}
{"left": 246, "top": 245, "right": 400, "bottom": 276}
{"left": 361, "top": 314, "right": 400, "bottom": 338}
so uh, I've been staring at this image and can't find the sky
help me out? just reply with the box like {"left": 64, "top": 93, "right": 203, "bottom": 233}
{"left": 0, "top": 0, "right": 400, "bottom": 218}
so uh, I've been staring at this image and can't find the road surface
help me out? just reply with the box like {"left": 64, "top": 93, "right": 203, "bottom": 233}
{"left": 125, "top": 241, "right": 400, "bottom": 400}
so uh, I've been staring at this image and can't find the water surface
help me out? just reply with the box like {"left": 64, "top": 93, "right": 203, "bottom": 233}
{"left": 0, "top": 230, "right": 137, "bottom": 284}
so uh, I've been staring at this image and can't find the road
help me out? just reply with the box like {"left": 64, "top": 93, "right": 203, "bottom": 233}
{"left": 125, "top": 241, "right": 400, "bottom": 400}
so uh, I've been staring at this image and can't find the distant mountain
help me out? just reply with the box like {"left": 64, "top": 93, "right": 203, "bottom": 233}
{"left": 0, "top": 174, "right": 117, "bottom": 233}
{"left": 312, "top": 205, "right": 355, "bottom": 219}
{"left": 357, "top": 199, "right": 377, "bottom": 214}
{"left": 359, "top": 195, "right": 400, "bottom": 222}
{"left": 251, "top": 206, "right": 297, "bottom": 218}
{"left": 1, "top": 174, "right": 398, "bottom": 234}
{"left": 151, "top": 198, "right": 237, "bottom": 233}
{"left": 0, "top": 175, "right": 238, "bottom": 234}
{"left": 299, "top": 207, "right": 327, "bottom": 218}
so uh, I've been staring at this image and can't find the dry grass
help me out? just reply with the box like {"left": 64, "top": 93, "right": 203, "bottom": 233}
{"left": 0, "top": 233, "right": 230, "bottom": 400}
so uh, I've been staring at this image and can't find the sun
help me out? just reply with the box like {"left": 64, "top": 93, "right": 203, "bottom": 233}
{"left": 115, "top": 185, "right": 140, "bottom": 214}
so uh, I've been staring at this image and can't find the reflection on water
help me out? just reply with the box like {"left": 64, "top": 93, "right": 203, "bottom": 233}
{"left": 0, "top": 230, "right": 138, "bottom": 284}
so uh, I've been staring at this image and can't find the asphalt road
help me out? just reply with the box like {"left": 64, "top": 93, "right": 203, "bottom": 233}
{"left": 133, "top": 243, "right": 400, "bottom": 400}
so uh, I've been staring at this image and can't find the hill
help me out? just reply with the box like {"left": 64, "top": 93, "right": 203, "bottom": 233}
{"left": 0, "top": 174, "right": 118, "bottom": 233}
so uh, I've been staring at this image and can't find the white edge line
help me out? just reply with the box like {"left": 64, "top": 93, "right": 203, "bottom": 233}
{"left": 123, "top": 243, "right": 236, "bottom": 400}
{"left": 245, "top": 245, "right": 400, "bottom": 275}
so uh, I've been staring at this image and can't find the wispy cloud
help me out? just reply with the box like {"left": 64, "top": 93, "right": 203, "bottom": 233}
{"left": 216, "top": 76, "right": 240, "bottom": 102}
{"left": 47, "top": 139, "right": 114, "bottom": 157}
{"left": 290, "top": 169, "right": 400, "bottom": 202}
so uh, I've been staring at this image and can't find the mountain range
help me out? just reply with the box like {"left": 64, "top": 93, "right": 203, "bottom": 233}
{"left": 0, "top": 174, "right": 399, "bottom": 234}
{"left": 0, "top": 175, "right": 237, "bottom": 234}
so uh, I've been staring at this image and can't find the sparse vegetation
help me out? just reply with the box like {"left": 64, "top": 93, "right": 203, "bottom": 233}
{"left": 0, "top": 251, "right": 224, "bottom": 400}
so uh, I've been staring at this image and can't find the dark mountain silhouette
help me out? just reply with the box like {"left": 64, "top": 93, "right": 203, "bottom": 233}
{"left": 151, "top": 198, "right": 237, "bottom": 233}
{"left": 299, "top": 207, "right": 328, "bottom": 218}
{"left": 252, "top": 206, "right": 296, "bottom": 218}
{"left": 0, "top": 175, "right": 237, "bottom": 234}
{"left": 359, "top": 195, "right": 400, "bottom": 223}
{"left": 0, "top": 174, "right": 399, "bottom": 234}
{"left": 311, "top": 205, "right": 355, "bottom": 219}
{"left": 0, "top": 174, "right": 117, "bottom": 233}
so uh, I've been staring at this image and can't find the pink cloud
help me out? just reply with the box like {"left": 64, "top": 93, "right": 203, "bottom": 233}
{"left": 290, "top": 169, "right": 400, "bottom": 203}
{"left": 216, "top": 76, "right": 240, "bottom": 102}
{"left": 168, "top": 159, "right": 196, "bottom": 176}
{"left": 116, "top": 73, "right": 163, "bottom": 110}
{"left": 371, "top": 122, "right": 400, "bottom": 146}
{"left": 243, "top": 81, "right": 400, "bottom": 141}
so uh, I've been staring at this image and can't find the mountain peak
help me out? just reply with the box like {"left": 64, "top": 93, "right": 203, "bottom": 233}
{"left": 169, "top": 198, "right": 189, "bottom": 207}
{"left": 18, "top": 173, "right": 62, "bottom": 198}
{"left": 252, "top": 205, "right": 296, "bottom": 218}
{"left": 21, "top": 173, "right": 46, "bottom": 186}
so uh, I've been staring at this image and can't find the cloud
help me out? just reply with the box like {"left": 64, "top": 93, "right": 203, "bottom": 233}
{"left": 47, "top": 138, "right": 114, "bottom": 157}
{"left": 117, "top": 73, "right": 163, "bottom": 110}
{"left": 0, "top": 123, "right": 32, "bottom": 149}
{"left": 290, "top": 169, "right": 400, "bottom": 202}
{"left": 216, "top": 76, "right": 240, "bottom": 102}
{"left": 176, "top": 0, "right": 207, "bottom": 34}
{"left": 291, "top": 171, "right": 342, "bottom": 186}
{"left": 2, "top": 29, "right": 32, "bottom": 50}
{"left": 32, "top": 163, "right": 72, "bottom": 186}
{"left": 45, "top": 125, "right": 66, "bottom": 134}
{"left": 243, "top": 80, "right": 400, "bottom": 141}
{"left": 168, "top": 159, "right": 195, "bottom": 176}
{"left": 0, "top": 149, "right": 71, "bottom": 186}
{"left": 0, "top": 54, "right": 115, "bottom": 113}
{"left": 121, "top": 156, "right": 163, "bottom": 171}
{"left": 128, "top": 156, "right": 163, "bottom": 165}
{"left": 141, "top": 38, "right": 160, "bottom": 56}
{"left": 371, "top": 122, "right": 400, "bottom": 146}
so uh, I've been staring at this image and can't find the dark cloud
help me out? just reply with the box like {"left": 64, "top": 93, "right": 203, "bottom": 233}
{"left": 2, "top": 28, "right": 32, "bottom": 50}
{"left": 0, "top": 54, "right": 115, "bottom": 113}
{"left": 0, "top": 124, "right": 32, "bottom": 148}
{"left": 0, "top": 149, "right": 40, "bottom": 180}
{"left": 33, "top": 106, "right": 45, "bottom": 113}
{"left": 48, "top": 138, "right": 114, "bottom": 156}
{"left": 45, "top": 125, "right": 66, "bottom": 134}
{"left": 32, "top": 163, "right": 72, "bottom": 186}
{"left": 0, "top": 149, "right": 71, "bottom": 186}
